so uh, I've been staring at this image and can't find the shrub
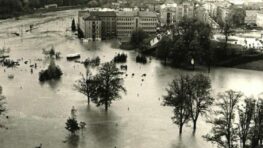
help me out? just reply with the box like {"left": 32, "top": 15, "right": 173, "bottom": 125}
{"left": 136, "top": 55, "right": 147, "bottom": 64}
{"left": 83, "top": 56, "right": 100, "bottom": 67}
{"left": 113, "top": 53, "right": 127, "bottom": 63}
{"left": 39, "top": 60, "right": 62, "bottom": 81}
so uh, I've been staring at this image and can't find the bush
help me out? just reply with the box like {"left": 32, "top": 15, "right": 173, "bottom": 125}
{"left": 65, "top": 117, "right": 80, "bottom": 135}
{"left": 136, "top": 55, "right": 147, "bottom": 64}
{"left": 113, "top": 53, "right": 127, "bottom": 63}
{"left": 83, "top": 56, "right": 100, "bottom": 67}
{"left": 39, "top": 60, "right": 62, "bottom": 81}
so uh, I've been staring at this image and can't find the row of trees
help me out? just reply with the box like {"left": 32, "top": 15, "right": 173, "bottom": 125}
{"left": 163, "top": 74, "right": 263, "bottom": 148}
{"left": 163, "top": 74, "right": 213, "bottom": 134}
{"left": 74, "top": 62, "right": 126, "bottom": 111}
{"left": 205, "top": 92, "right": 263, "bottom": 148}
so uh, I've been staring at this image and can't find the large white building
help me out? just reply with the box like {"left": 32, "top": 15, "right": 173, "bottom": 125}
{"left": 256, "top": 12, "right": 263, "bottom": 27}
{"left": 116, "top": 11, "right": 158, "bottom": 38}
{"left": 78, "top": 10, "right": 158, "bottom": 40}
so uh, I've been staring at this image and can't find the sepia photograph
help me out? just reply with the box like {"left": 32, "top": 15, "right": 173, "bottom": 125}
{"left": 0, "top": 0, "right": 263, "bottom": 147}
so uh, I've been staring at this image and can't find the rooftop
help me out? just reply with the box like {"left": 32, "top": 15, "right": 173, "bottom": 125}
{"left": 116, "top": 11, "right": 157, "bottom": 17}
{"left": 83, "top": 15, "right": 101, "bottom": 21}
{"left": 90, "top": 11, "right": 116, "bottom": 17}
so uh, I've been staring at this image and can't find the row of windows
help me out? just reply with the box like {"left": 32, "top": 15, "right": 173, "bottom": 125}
{"left": 117, "top": 31, "right": 133, "bottom": 34}
{"left": 117, "top": 30, "right": 156, "bottom": 34}
{"left": 117, "top": 17, "right": 157, "bottom": 21}
{"left": 140, "top": 23, "right": 157, "bottom": 26}
{"left": 117, "top": 22, "right": 134, "bottom": 25}
{"left": 117, "top": 27, "right": 134, "bottom": 29}
{"left": 140, "top": 18, "right": 157, "bottom": 21}
{"left": 117, "top": 18, "right": 134, "bottom": 21}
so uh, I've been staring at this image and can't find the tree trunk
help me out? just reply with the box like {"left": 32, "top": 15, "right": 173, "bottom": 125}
{"left": 242, "top": 139, "right": 246, "bottom": 148}
{"left": 87, "top": 96, "right": 90, "bottom": 105}
{"left": 193, "top": 120, "right": 197, "bottom": 135}
{"left": 179, "top": 124, "right": 183, "bottom": 135}
{"left": 105, "top": 101, "right": 108, "bottom": 112}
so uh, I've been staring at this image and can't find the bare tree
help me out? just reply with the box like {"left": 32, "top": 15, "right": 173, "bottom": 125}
{"left": 162, "top": 75, "right": 191, "bottom": 135}
{"left": 251, "top": 98, "right": 263, "bottom": 148}
{"left": 74, "top": 69, "right": 99, "bottom": 105}
{"left": 188, "top": 74, "right": 214, "bottom": 134}
{"left": 238, "top": 98, "right": 256, "bottom": 148}
{"left": 204, "top": 90, "right": 242, "bottom": 148}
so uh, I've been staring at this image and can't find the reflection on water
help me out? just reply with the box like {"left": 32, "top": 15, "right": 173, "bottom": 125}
{"left": 1, "top": 9, "right": 263, "bottom": 148}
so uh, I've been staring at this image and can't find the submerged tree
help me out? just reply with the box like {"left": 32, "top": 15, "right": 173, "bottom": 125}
{"left": 71, "top": 18, "right": 76, "bottom": 32}
{"left": 92, "top": 62, "right": 126, "bottom": 111}
{"left": 39, "top": 59, "right": 63, "bottom": 81}
{"left": 74, "top": 69, "right": 99, "bottom": 105}
{"left": 65, "top": 117, "right": 80, "bottom": 135}
{"left": 250, "top": 98, "right": 263, "bottom": 148}
{"left": 238, "top": 97, "right": 256, "bottom": 148}
{"left": 130, "top": 29, "right": 149, "bottom": 49}
{"left": 204, "top": 90, "right": 242, "bottom": 148}
{"left": 163, "top": 75, "right": 191, "bottom": 135}
{"left": 155, "top": 36, "right": 173, "bottom": 65}
{"left": 188, "top": 74, "right": 213, "bottom": 134}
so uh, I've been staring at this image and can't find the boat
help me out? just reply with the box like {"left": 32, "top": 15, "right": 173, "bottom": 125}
{"left": 66, "top": 53, "right": 81, "bottom": 60}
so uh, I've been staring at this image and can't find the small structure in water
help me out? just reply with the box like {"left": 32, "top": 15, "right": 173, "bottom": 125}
{"left": 66, "top": 53, "right": 81, "bottom": 60}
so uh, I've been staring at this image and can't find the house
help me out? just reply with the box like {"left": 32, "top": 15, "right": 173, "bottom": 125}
{"left": 44, "top": 4, "right": 58, "bottom": 9}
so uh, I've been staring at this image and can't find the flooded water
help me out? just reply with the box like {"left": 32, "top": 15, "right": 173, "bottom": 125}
{"left": 1, "top": 9, "right": 263, "bottom": 148}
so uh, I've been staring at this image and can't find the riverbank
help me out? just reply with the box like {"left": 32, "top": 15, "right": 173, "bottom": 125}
{"left": 235, "top": 60, "right": 263, "bottom": 71}
{"left": 0, "top": 5, "right": 83, "bottom": 20}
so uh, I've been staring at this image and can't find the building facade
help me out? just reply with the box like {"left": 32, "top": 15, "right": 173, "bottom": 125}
{"left": 256, "top": 12, "right": 263, "bottom": 27}
{"left": 216, "top": 6, "right": 231, "bottom": 24}
{"left": 176, "top": 2, "right": 194, "bottom": 21}
{"left": 116, "top": 11, "right": 158, "bottom": 38}
{"left": 245, "top": 10, "right": 259, "bottom": 24}
{"left": 160, "top": 2, "right": 194, "bottom": 26}
{"left": 89, "top": 11, "right": 117, "bottom": 39}
{"left": 79, "top": 10, "right": 158, "bottom": 40}
{"left": 196, "top": 7, "right": 220, "bottom": 29}
{"left": 81, "top": 15, "right": 102, "bottom": 41}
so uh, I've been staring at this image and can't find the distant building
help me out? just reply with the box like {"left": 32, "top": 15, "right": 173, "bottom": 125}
{"left": 196, "top": 7, "right": 220, "bottom": 29}
{"left": 216, "top": 6, "right": 231, "bottom": 24}
{"left": 44, "top": 4, "right": 58, "bottom": 9}
{"left": 160, "top": 3, "right": 177, "bottom": 25}
{"left": 78, "top": 10, "right": 158, "bottom": 40}
{"left": 256, "top": 12, "right": 263, "bottom": 27}
{"left": 116, "top": 11, "right": 158, "bottom": 38}
{"left": 160, "top": 2, "right": 194, "bottom": 26}
{"left": 89, "top": 11, "right": 117, "bottom": 39}
{"left": 176, "top": 2, "right": 194, "bottom": 21}
{"left": 245, "top": 10, "right": 259, "bottom": 24}
{"left": 203, "top": 2, "right": 218, "bottom": 18}
{"left": 80, "top": 15, "right": 102, "bottom": 41}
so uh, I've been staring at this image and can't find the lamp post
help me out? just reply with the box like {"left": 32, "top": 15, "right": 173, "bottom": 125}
{"left": 191, "top": 58, "right": 195, "bottom": 71}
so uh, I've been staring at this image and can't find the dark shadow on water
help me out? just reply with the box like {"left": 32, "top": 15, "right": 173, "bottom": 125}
{"left": 170, "top": 134, "right": 198, "bottom": 148}
{"left": 82, "top": 106, "right": 120, "bottom": 148}
{"left": 65, "top": 134, "right": 80, "bottom": 148}
{"left": 39, "top": 78, "right": 62, "bottom": 90}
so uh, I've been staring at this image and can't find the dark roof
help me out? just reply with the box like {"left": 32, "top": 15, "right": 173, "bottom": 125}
{"left": 89, "top": 11, "right": 116, "bottom": 17}
{"left": 83, "top": 15, "right": 101, "bottom": 21}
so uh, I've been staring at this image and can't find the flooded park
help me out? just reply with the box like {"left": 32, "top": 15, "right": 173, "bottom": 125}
{"left": 1, "top": 9, "right": 263, "bottom": 148}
